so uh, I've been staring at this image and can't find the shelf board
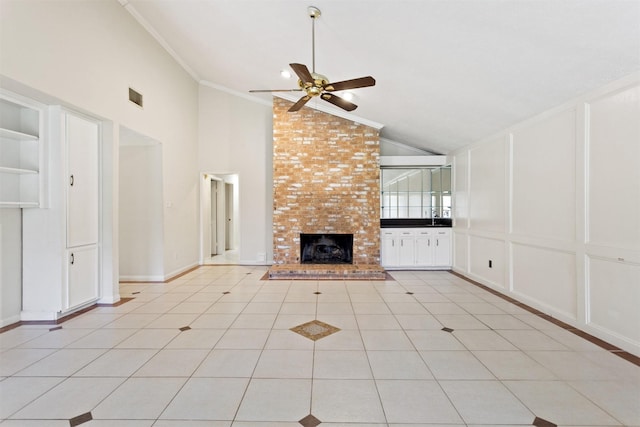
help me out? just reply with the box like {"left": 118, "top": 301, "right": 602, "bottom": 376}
{"left": 0, "top": 201, "right": 39, "bottom": 208}
{"left": 0, "top": 127, "right": 38, "bottom": 141}
{"left": 0, "top": 166, "right": 39, "bottom": 175}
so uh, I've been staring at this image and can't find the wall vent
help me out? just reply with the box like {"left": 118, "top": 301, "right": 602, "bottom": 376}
{"left": 128, "top": 88, "right": 143, "bottom": 108}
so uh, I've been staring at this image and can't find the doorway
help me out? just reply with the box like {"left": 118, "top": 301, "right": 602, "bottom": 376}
{"left": 200, "top": 173, "right": 238, "bottom": 264}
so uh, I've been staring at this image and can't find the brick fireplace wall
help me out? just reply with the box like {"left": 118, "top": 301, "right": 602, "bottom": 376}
{"left": 272, "top": 97, "right": 381, "bottom": 265}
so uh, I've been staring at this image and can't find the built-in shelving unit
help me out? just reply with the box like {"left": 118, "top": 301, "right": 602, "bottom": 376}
{"left": 0, "top": 92, "right": 45, "bottom": 208}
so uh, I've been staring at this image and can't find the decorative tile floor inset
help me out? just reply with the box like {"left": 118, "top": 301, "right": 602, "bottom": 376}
{"left": 291, "top": 320, "right": 341, "bottom": 341}
{"left": 299, "top": 413, "right": 322, "bottom": 427}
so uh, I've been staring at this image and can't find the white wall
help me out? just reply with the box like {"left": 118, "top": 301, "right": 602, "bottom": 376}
{"left": 198, "top": 85, "right": 273, "bottom": 264}
{"left": 0, "top": 209, "right": 22, "bottom": 326}
{"left": 452, "top": 74, "right": 640, "bottom": 356}
{"left": 0, "top": 0, "right": 199, "bottom": 323}
{"left": 119, "top": 136, "right": 164, "bottom": 281}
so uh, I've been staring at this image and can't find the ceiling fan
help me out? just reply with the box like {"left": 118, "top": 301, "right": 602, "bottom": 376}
{"left": 249, "top": 6, "right": 376, "bottom": 112}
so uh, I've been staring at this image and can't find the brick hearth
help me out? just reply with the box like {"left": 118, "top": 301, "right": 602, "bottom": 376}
{"left": 268, "top": 263, "right": 386, "bottom": 280}
{"left": 270, "top": 97, "right": 382, "bottom": 278}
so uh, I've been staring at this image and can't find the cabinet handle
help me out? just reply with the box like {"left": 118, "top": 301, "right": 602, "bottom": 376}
{"left": 436, "top": 239, "right": 439, "bottom": 246}
{"left": 428, "top": 239, "right": 430, "bottom": 246}
{"left": 70, "top": 253, "right": 75, "bottom": 265}
{"left": 70, "top": 175, "right": 74, "bottom": 187}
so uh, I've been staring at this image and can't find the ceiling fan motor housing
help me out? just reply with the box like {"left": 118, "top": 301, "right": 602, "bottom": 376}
{"left": 299, "top": 72, "right": 329, "bottom": 96}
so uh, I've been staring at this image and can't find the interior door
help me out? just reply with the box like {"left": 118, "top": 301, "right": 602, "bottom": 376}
{"left": 210, "top": 180, "right": 218, "bottom": 255}
{"left": 225, "top": 182, "right": 233, "bottom": 250}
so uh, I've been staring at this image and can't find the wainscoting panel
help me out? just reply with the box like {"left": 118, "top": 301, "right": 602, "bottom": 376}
{"left": 511, "top": 242, "right": 577, "bottom": 321}
{"left": 468, "top": 234, "right": 506, "bottom": 289}
{"left": 587, "top": 256, "right": 640, "bottom": 348}
{"left": 587, "top": 84, "right": 640, "bottom": 250}
{"left": 511, "top": 108, "right": 576, "bottom": 242}
{"left": 469, "top": 136, "right": 507, "bottom": 233}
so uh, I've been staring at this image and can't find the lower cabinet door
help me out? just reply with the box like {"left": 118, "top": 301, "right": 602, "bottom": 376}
{"left": 66, "top": 245, "right": 99, "bottom": 310}
{"left": 415, "top": 236, "right": 434, "bottom": 266}
{"left": 398, "top": 235, "right": 415, "bottom": 267}
{"left": 434, "top": 231, "right": 451, "bottom": 266}
{"left": 381, "top": 231, "right": 399, "bottom": 267}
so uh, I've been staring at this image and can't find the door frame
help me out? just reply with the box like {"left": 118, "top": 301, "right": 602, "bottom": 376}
{"left": 200, "top": 172, "right": 237, "bottom": 264}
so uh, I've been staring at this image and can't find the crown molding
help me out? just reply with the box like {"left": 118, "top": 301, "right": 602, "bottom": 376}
{"left": 119, "top": 0, "right": 200, "bottom": 82}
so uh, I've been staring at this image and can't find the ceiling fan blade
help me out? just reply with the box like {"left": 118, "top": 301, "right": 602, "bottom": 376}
{"left": 288, "top": 95, "right": 312, "bottom": 112}
{"left": 249, "top": 89, "right": 303, "bottom": 93}
{"left": 324, "top": 76, "right": 376, "bottom": 92}
{"left": 321, "top": 93, "right": 358, "bottom": 111}
{"left": 290, "top": 63, "right": 314, "bottom": 84}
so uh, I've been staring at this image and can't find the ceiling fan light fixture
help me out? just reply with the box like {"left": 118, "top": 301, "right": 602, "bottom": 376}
{"left": 342, "top": 92, "right": 354, "bottom": 101}
{"left": 280, "top": 69, "right": 291, "bottom": 79}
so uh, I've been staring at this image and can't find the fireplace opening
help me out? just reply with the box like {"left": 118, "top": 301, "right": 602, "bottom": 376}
{"left": 300, "top": 233, "right": 353, "bottom": 264}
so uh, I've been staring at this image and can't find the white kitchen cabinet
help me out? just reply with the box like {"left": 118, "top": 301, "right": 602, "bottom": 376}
{"left": 415, "top": 230, "right": 434, "bottom": 265}
{"left": 381, "top": 229, "right": 399, "bottom": 266}
{"left": 433, "top": 229, "right": 451, "bottom": 266}
{"left": 22, "top": 108, "right": 101, "bottom": 320}
{"left": 381, "top": 228, "right": 452, "bottom": 269}
{"left": 0, "top": 91, "right": 46, "bottom": 208}
{"left": 398, "top": 230, "right": 415, "bottom": 267}
{"left": 66, "top": 114, "right": 99, "bottom": 247}
{"left": 66, "top": 246, "right": 99, "bottom": 309}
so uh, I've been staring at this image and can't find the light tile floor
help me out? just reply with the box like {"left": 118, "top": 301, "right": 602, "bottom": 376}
{"left": 1, "top": 266, "right": 639, "bottom": 427}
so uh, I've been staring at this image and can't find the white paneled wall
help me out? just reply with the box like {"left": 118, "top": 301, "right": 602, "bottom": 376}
{"left": 469, "top": 235, "right": 506, "bottom": 289}
{"left": 511, "top": 108, "right": 577, "bottom": 241}
{"left": 511, "top": 243, "right": 577, "bottom": 319}
{"left": 588, "top": 86, "right": 640, "bottom": 249}
{"left": 452, "top": 74, "right": 640, "bottom": 356}
{"left": 468, "top": 136, "right": 507, "bottom": 233}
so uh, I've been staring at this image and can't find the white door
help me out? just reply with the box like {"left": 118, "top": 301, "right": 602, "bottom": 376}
{"left": 225, "top": 182, "right": 233, "bottom": 250}
{"left": 380, "top": 230, "right": 398, "bottom": 267}
{"left": 66, "top": 246, "right": 99, "bottom": 309}
{"left": 66, "top": 113, "right": 99, "bottom": 248}
{"left": 415, "top": 232, "right": 434, "bottom": 266}
{"left": 210, "top": 180, "right": 218, "bottom": 255}
{"left": 434, "top": 231, "right": 451, "bottom": 266}
{"left": 398, "top": 232, "right": 415, "bottom": 267}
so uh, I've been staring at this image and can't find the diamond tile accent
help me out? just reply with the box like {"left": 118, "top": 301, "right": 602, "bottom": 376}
{"left": 299, "top": 413, "right": 322, "bottom": 427}
{"left": 314, "top": 291, "right": 322, "bottom": 295}
{"left": 533, "top": 417, "right": 557, "bottom": 427}
{"left": 291, "top": 320, "right": 341, "bottom": 341}
{"left": 222, "top": 291, "right": 231, "bottom": 294}
{"left": 69, "top": 411, "right": 93, "bottom": 426}
{"left": 49, "top": 326, "right": 62, "bottom": 331}
{"left": 442, "top": 327, "right": 454, "bottom": 333}
{"left": 179, "top": 326, "right": 191, "bottom": 331}
{"left": 406, "top": 291, "right": 414, "bottom": 295}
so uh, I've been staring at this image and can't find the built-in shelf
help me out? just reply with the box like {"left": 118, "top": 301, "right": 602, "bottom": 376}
{"left": 0, "top": 127, "right": 38, "bottom": 141}
{"left": 1, "top": 201, "right": 39, "bottom": 208}
{"left": 0, "top": 166, "right": 38, "bottom": 175}
{"left": 0, "top": 91, "right": 45, "bottom": 208}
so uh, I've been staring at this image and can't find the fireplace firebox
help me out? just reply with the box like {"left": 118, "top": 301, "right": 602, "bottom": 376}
{"left": 300, "top": 233, "right": 353, "bottom": 264}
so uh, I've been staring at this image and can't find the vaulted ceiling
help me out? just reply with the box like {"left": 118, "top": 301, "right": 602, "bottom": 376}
{"left": 121, "top": 0, "right": 640, "bottom": 154}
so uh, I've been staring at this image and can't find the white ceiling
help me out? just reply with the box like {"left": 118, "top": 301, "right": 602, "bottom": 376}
{"left": 122, "top": 0, "right": 640, "bottom": 154}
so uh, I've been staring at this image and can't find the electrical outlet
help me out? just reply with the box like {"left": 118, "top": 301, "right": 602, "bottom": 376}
{"left": 488, "top": 260, "right": 493, "bottom": 268}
